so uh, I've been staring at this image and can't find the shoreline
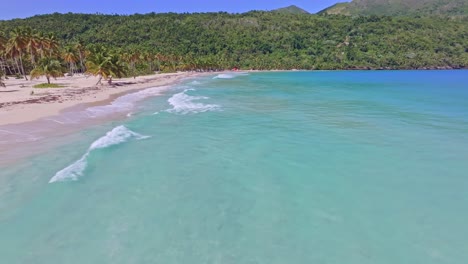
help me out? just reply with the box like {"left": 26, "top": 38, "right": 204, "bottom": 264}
{"left": 2, "top": 68, "right": 466, "bottom": 127}
{"left": 0, "top": 71, "right": 211, "bottom": 126}
{"left": 0, "top": 71, "right": 216, "bottom": 166}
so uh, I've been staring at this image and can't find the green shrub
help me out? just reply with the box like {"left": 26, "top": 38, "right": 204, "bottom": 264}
{"left": 33, "top": 83, "right": 63, "bottom": 88}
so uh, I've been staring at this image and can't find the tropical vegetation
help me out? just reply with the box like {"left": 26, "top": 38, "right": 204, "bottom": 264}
{"left": 85, "top": 46, "right": 126, "bottom": 85}
{"left": 30, "top": 57, "right": 64, "bottom": 84}
{"left": 0, "top": 9, "right": 466, "bottom": 82}
{"left": 0, "top": 27, "right": 129, "bottom": 86}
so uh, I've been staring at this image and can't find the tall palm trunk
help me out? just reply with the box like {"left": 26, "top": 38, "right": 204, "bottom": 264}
{"left": 131, "top": 61, "right": 136, "bottom": 78}
{"left": 14, "top": 57, "right": 21, "bottom": 76}
{"left": 71, "top": 62, "right": 75, "bottom": 75}
{"left": 68, "top": 62, "right": 75, "bottom": 75}
{"left": 78, "top": 53, "right": 85, "bottom": 73}
{"left": 0, "top": 60, "right": 5, "bottom": 87}
{"left": 30, "top": 50, "right": 36, "bottom": 66}
{"left": 96, "top": 74, "right": 102, "bottom": 85}
{"left": 0, "top": 56, "right": 7, "bottom": 76}
{"left": 18, "top": 52, "right": 28, "bottom": 80}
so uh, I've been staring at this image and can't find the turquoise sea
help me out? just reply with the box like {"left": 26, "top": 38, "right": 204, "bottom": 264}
{"left": 1, "top": 71, "right": 467, "bottom": 263}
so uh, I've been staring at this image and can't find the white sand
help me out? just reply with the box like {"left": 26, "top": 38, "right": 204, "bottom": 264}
{"left": 0, "top": 72, "right": 206, "bottom": 126}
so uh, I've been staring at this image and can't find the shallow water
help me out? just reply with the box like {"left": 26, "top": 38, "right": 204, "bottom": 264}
{"left": 1, "top": 71, "right": 467, "bottom": 263}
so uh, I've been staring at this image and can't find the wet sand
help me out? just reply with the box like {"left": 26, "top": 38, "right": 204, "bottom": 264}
{"left": 0, "top": 72, "right": 205, "bottom": 126}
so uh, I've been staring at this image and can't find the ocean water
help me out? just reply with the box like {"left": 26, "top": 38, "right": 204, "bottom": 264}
{"left": 1, "top": 71, "right": 467, "bottom": 264}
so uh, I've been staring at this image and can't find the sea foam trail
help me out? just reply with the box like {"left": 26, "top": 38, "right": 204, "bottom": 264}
{"left": 49, "top": 125, "right": 149, "bottom": 183}
{"left": 0, "top": 129, "right": 42, "bottom": 144}
{"left": 213, "top": 72, "right": 249, "bottom": 79}
{"left": 85, "top": 86, "right": 168, "bottom": 117}
{"left": 166, "top": 89, "right": 220, "bottom": 115}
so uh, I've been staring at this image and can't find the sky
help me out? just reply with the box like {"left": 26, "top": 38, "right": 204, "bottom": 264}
{"left": 0, "top": 0, "right": 349, "bottom": 20}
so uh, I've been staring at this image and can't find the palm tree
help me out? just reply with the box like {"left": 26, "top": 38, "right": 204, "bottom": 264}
{"left": 62, "top": 46, "right": 78, "bottom": 75}
{"left": 127, "top": 49, "right": 140, "bottom": 78}
{"left": 6, "top": 28, "right": 28, "bottom": 80}
{"left": 23, "top": 27, "right": 39, "bottom": 66}
{"left": 0, "top": 33, "right": 5, "bottom": 86}
{"left": 86, "top": 47, "right": 127, "bottom": 85}
{"left": 155, "top": 53, "right": 164, "bottom": 72}
{"left": 30, "top": 57, "right": 64, "bottom": 84}
{"left": 0, "top": 32, "right": 5, "bottom": 52}
{"left": 35, "top": 32, "right": 48, "bottom": 59}
{"left": 0, "top": 32, "right": 7, "bottom": 78}
{"left": 44, "top": 33, "right": 59, "bottom": 57}
{"left": 74, "top": 42, "right": 86, "bottom": 73}
{"left": 142, "top": 51, "right": 153, "bottom": 72}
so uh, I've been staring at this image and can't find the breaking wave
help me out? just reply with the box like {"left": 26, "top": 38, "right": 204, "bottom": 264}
{"left": 213, "top": 72, "right": 249, "bottom": 79}
{"left": 166, "top": 89, "right": 220, "bottom": 115}
{"left": 85, "top": 86, "right": 169, "bottom": 117}
{"left": 49, "top": 125, "right": 149, "bottom": 183}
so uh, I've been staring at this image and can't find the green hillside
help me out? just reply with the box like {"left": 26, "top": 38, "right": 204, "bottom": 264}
{"left": 320, "top": 0, "right": 468, "bottom": 16}
{"left": 273, "top": 5, "right": 310, "bottom": 14}
{"left": 318, "top": 3, "right": 351, "bottom": 15}
{"left": 0, "top": 11, "right": 467, "bottom": 71}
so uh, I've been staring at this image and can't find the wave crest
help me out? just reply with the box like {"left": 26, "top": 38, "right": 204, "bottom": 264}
{"left": 166, "top": 89, "right": 220, "bottom": 115}
{"left": 86, "top": 86, "right": 168, "bottom": 117}
{"left": 213, "top": 72, "right": 249, "bottom": 79}
{"left": 49, "top": 125, "right": 149, "bottom": 183}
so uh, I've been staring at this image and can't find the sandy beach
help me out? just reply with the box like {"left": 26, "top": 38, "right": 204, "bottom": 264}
{"left": 0, "top": 72, "right": 205, "bottom": 126}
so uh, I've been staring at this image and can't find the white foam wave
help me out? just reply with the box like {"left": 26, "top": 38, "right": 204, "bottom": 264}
{"left": 213, "top": 74, "right": 235, "bottom": 79}
{"left": 89, "top": 125, "right": 149, "bottom": 150}
{"left": 49, "top": 125, "right": 149, "bottom": 183}
{"left": 213, "top": 72, "right": 249, "bottom": 79}
{"left": 166, "top": 89, "right": 220, "bottom": 115}
{"left": 86, "top": 86, "right": 168, "bottom": 117}
{"left": 190, "top": 80, "right": 201, "bottom": 85}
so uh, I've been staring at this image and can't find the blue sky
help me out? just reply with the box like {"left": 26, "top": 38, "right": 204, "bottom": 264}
{"left": 0, "top": 0, "right": 349, "bottom": 20}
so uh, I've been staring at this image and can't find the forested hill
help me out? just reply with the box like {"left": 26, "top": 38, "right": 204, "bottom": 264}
{"left": 320, "top": 0, "right": 468, "bottom": 17}
{"left": 0, "top": 12, "right": 467, "bottom": 70}
{"left": 273, "top": 5, "right": 310, "bottom": 14}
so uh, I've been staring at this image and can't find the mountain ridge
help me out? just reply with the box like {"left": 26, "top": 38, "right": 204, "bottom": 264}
{"left": 320, "top": 0, "right": 468, "bottom": 16}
